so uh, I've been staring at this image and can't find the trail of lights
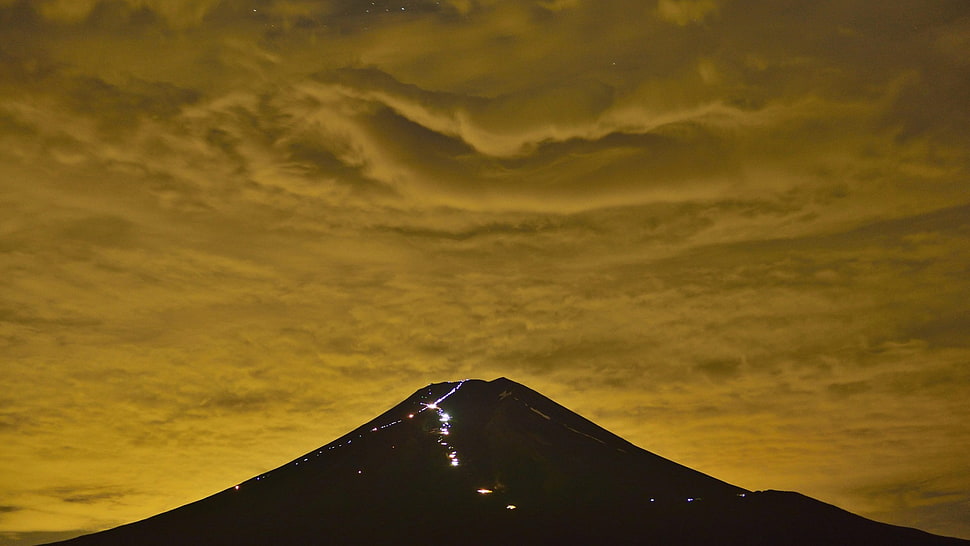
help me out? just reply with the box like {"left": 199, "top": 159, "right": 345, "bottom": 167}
{"left": 242, "top": 381, "right": 509, "bottom": 504}
{"left": 279, "top": 380, "right": 470, "bottom": 474}
{"left": 424, "top": 382, "right": 511, "bottom": 507}
{"left": 232, "top": 381, "right": 711, "bottom": 510}
{"left": 424, "top": 381, "right": 520, "bottom": 509}
{"left": 431, "top": 380, "right": 466, "bottom": 407}
{"left": 420, "top": 380, "right": 468, "bottom": 468}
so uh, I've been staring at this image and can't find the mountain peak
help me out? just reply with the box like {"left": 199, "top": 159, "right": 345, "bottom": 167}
{"left": 49, "top": 378, "right": 967, "bottom": 545}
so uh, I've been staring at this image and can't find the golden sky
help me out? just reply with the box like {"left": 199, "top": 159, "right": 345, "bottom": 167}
{"left": 1, "top": 0, "right": 969, "bottom": 543}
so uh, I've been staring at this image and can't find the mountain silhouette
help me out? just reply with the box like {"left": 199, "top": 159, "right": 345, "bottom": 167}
{"left": 47, "top": 378, "right": 967, "bottom": 545}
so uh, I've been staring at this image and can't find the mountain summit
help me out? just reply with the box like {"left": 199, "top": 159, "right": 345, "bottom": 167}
{"left": 49, "top": 378, "right": 966, "bottom": 545}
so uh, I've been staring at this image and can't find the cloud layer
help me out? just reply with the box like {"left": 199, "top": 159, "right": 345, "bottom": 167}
{"left": 1, "top": 0, "right": 968, "bottom": 542}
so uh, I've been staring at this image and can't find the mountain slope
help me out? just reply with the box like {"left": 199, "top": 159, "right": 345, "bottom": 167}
{"left": 47, "top": 378, "right": 967, "bottom": 545}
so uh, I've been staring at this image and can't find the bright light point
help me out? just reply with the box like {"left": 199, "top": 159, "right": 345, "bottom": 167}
{"left": 234, "top": 485, "right": 240, "bottom": 491}
{"left": 426, "top": 403, "right": 438, "bottom": 410}
{"left": 440, "top": 413, "right": 451, "bottom": 422}
{"left": 506, "top": 505, "right": 516, "bottom": 510}
{"left": 441, "top": 429, "right": 449, "bottom": 435}
{"left": 450, "top": 460, "right": 459, "bottom": 466}
{"left": 408, "top": 414, "right": 414, "bottom": 418}
{"left": 357, "top": 470, "right": 362, "bottom": 474}
{"left": 477, "top": 488, "right": 493, "bottom": 494}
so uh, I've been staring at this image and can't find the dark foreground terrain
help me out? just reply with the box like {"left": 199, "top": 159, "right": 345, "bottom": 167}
{"left": 47, "top": 378, "right": 967, "bottom": 545}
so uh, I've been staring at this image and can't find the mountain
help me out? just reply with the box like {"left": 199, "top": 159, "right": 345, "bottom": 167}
{"left": 46, "top": 378, "right": 967, "bottom": 545}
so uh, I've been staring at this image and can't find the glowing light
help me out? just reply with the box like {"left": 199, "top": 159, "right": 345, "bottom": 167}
{"left": 450, "top": 460, "right": 459, "bottom": 466}
{"left": 477, "top": 488, "right": 493, "bottom": 494}
{"left": 425, "top": 403, "right": 438, "bottom": 410}
{"left": 506, "top": 504, "right": 516, "bottom": 510}
{"left": 408, "top": 414, "right": 414, "bottom": 418}
{"left": 440, "top": 413, "right": 451, "bottom": 422}
{"left": 234, "top": 485, "right": 240, "bottom": 491}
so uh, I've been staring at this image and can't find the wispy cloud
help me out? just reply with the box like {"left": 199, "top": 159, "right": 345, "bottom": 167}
{"left": 1, "top": 0, "right": 968, "bottom": 541}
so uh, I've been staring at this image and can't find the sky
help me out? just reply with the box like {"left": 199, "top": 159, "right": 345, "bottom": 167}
{"left": 0, "top": 0, "right": 968, "bottom": 543}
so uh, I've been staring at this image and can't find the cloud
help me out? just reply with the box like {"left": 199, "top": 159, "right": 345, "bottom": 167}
{"left": 58, "top": 489, "right": 133, "bottom": 506}
{"left": 0, "top": 0, "right": 968, "bottom": 542}
{"left": 826, "top": 380, "right": 870, "bottom": 397}
{"left": 32, "top": 0, "right": 223, "bottom": 28}
{"left": 657, "top": 0, "right": 718, "bottom": 26}
{"left": 5, "top": 0, "right": 965, "bottom": 218}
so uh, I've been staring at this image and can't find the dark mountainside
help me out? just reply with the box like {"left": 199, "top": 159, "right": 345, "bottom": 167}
{"left": 47, "top": 378, "right": 967, "bottom": 545}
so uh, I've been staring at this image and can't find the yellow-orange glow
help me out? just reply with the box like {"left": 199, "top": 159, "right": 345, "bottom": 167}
{"left": 0, "top": 1, "right": 967, "bottom": 543}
